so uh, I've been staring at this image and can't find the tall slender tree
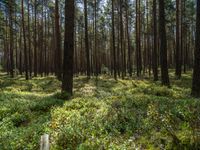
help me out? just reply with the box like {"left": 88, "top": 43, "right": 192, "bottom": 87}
{"left": 119, "top": 0, "right": 125, "bottom": 79}
{"left": 55, "top": 0, "right": 62, "bottom": 79}
{"left": 175, "top": 0, "right": 182, "bottom": 79}
{"left": 21, "top": 0, "right": 29, "bottom": 80}
{"left": 158, "top": 0, "right": 170, "bottom": 86}
{"left": 136, "top": 0, "right": 142, "bottom": 77}
{"left": 112, "top": 0, "right": 117, "bottom": 80}
{"left": 126, "top": 0, "right": 132, "bottom": 77}
{"left": 191, "top": 0, "right": 200, "bottom": 97}
{"left": 28, "top": 0, "right": 32, "bottom": 78}
{"left": 84, "top": 0, "right": 90, "bottom": 78}
{"left": 8, "top": 0, "right": 14, "bottom": 77}
{"left": 152, "top": 0, "right": 158, "bottom": 81}
{"left": 62, "top": 0, "right": 75, "bottom": 96}
{"left": 34, "top": 0, "right": 38, "bottom": 77}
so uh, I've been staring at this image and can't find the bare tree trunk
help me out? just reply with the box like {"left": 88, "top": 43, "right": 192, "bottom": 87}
{"left": 136, "top": 0, "right": 142, "bottom": 77}
{"left": 84, "top": 0, "right": 90, "bottom": 78}
{"left": 191, "top": 0, "right": 200, "bottom": 97}
{"left": 175, "top": 0, "right": 182, "bottom": 79}
{"left": 152, "top": 0, "right": 158, "bottom": 81}
{"left": 21, "top": 0, "right": 29, "bottom": 80}
{"left": 55, "top": 0, "right": 62, "bottom": 79}
{"left": 112, "top": 0, "right": 117, "bottom": 80}
{"left": 126, "top": 0, "right": 132, "bottom": 77}
{"left": 28, "top": 0, "right": 32, "bottom": 78}
{"left": 120, "top": 0, "right": 125, "bottom": 79}
{"left": 62, "top": 0, "right": 75, "bottom": 96}
{"left": 8, "top": 0, "right": 14, "bottom": 77}
{"left": 159, "top": 0, "right": 170, "bottom": 86}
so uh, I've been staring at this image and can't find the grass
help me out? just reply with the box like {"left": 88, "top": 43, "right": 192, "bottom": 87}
{"left": 0, "top": 71, "right": 200, "bottom": 149}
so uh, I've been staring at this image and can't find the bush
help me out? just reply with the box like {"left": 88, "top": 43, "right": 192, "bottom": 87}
{"left": 10, "top": 112, "right": 30, "bottom": 127}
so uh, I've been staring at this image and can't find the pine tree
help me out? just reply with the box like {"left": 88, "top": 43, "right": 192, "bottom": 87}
{"left": 62, "top": 0, "right": 75, "bottom": 96}
{"left": 191, "top": 0, "right": 200, "bottom": 97}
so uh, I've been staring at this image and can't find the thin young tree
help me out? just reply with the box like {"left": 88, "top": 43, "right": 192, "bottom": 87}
{"left": 152, "top": 0, "right": 158, "bottom": 81}
{"left": 34, "top": 0, "right": 38, "bottom": 77}
{"left": 126, "top": 0, "right": 132, "bottom": 77}
{"left": 119, "top": 0, "right": 125, "bottom": 79}
{"left": 84, "top": 0, "right": 90, "bottom": 79}
{"left": 175, "top": 0, "right": 182, "bottom": 79}
{"left": 28, "top": 0, "right": 32, "bottom": 78}
{"left": 112, "top": 0, "right": 117, "bottom": 80}
{"left": 136, "top": 0, "right": 142, "bottom": 77}
{"left": 8, "top": 0, "right": 14, "bottom": 77}
{"left": 55, "top": 0, "right": 62, "bottom": 79}
{"left": 191, "top": 0, "right": 200, "bottom": 97}
{"left": 62, "top": 0, "right": 75, "bottom": 96}
{"left": 21, "top": 0, "right": 29, "bottom": 80}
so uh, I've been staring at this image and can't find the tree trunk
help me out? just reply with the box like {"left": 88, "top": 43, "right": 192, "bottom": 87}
{"left": 28, "top": 0, "right": 32, "bottom": 78}
{"left": 62, "top": 0, "right": 75, "bottom": 96}
{"left": 21, "top": 0, "right": 29, "bottom": 80}
{"left": 34, "top": 0, "right": 38, "bottom": 77}
{"left": 112, "top": 0, "right": 117, "bottom": 80}
{"left": 126, "top": 0, "right": 132, "bottom": 77}
{"left": 120, "top": 0, "right": 125, "bottom": 79}
{"left": 158, "top": 0, "right": 170, "bottom": 86}
{"left": 8, "top": 0, "right": 14, "bottom": 77}
{"left": 191, "top": 0, "right": 200, "bottom": 97}
{"left": 136, "top": 0, "right": 142, "bottom": 77}
{"left": 84, "top": 0, "right": 90, "bottom": 78}
{"left": 152, "top": 0, "right": 158, "bottom": 81}
{"left": 175, "top": 0, "right": 182, "bottom": 79}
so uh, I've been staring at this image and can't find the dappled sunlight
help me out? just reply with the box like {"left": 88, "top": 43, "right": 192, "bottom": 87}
{"left": 1, "top": 72, "right": 200, "bottom": 149}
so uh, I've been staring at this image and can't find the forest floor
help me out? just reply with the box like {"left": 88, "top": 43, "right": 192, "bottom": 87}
{"left": 0, "top": 71, "right": 200, "bottom": 149}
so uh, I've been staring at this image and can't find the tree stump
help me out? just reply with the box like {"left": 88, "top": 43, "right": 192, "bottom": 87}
{"left": 40, "top": 134, "right": 50, "bottom": 150}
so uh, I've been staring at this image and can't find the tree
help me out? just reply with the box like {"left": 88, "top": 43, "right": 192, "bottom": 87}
{"left": 191, "top": 0, "right": 200, "bottom": 97}
{"left": 119, "top": 0, "right": 125, "bottom": 79}
{"left": 158, "top": 0, "right": 170, "bottom": 86}
{"left": 84, "top": 0, "right": 90, "bottom": 79}
{"left": 112, "top": 0, "right": 117, "bottom": 80}
{"left": 126, "top": 0, "right": 132, "bottom": 77}
{"left": 0, "top": 0, "right": 197, "bottom": 83}
{"left": 34, "top": 0, "right": 38, "bottom": 77}
{"left": 8, "top": 0, "right": 14, "bottom": 77}
{"left": 136, "top": 0, "right": 142, "bottom": 77}
{"left": 152, "top": 0, "right": 158, "bottom": 81}
{"left": 28, "top": 0, "right": 32, "bottom": 78}
{"left": 62, "top": 0, "right": 75, "bottom": 96}
{"left": 175, "top": 0, "right": 182, "bottom": 79}
{"left": 21, "top": 0, "right": 29, "bottom": 80}
{"left": 55, "top": 0, "right": 62, "bottom": 79}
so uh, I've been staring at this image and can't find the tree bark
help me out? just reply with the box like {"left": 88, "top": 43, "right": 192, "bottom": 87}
{"left": 34, "top": 0, "right": 38, "bottom": 77}
{"left": 28, "top": 0, "right": 32, "bottom": 78}
{"left": 8, "top": 0, "right": 14, "bottom": 77}
{"left": 62, "top": 0, "right": 75, "bottom": 96}
{"left": 112, "top": 0, "right": 117, "bottom": 80}
{"left": 191, "top": 0, "right": 200, "bottom": 97}
{"left": 84, "top": 0, "right": 90, "bottom": 78}
{"left": 175, "top": 0, "right": 182, "bottom": 79}
{"left": 126, "top": 0, "right": 132, "bottom": 77}
{"left": 152, "top": 0, "right": 158, "bottom": 81}
{"left": 158, "top": 0, "right": 170, "bottom": 86}
{"left": 21, "top": 0, "right": 29, "bottom": 80}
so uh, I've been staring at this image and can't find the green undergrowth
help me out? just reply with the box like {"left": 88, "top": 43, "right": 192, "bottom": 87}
{"left": 0, "top": 72, "right": 200, "bottom": 149}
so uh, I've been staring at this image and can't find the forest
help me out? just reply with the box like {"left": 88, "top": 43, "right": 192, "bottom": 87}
{"left": 0, "top": 0, "right": 200, "bottom": 149}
